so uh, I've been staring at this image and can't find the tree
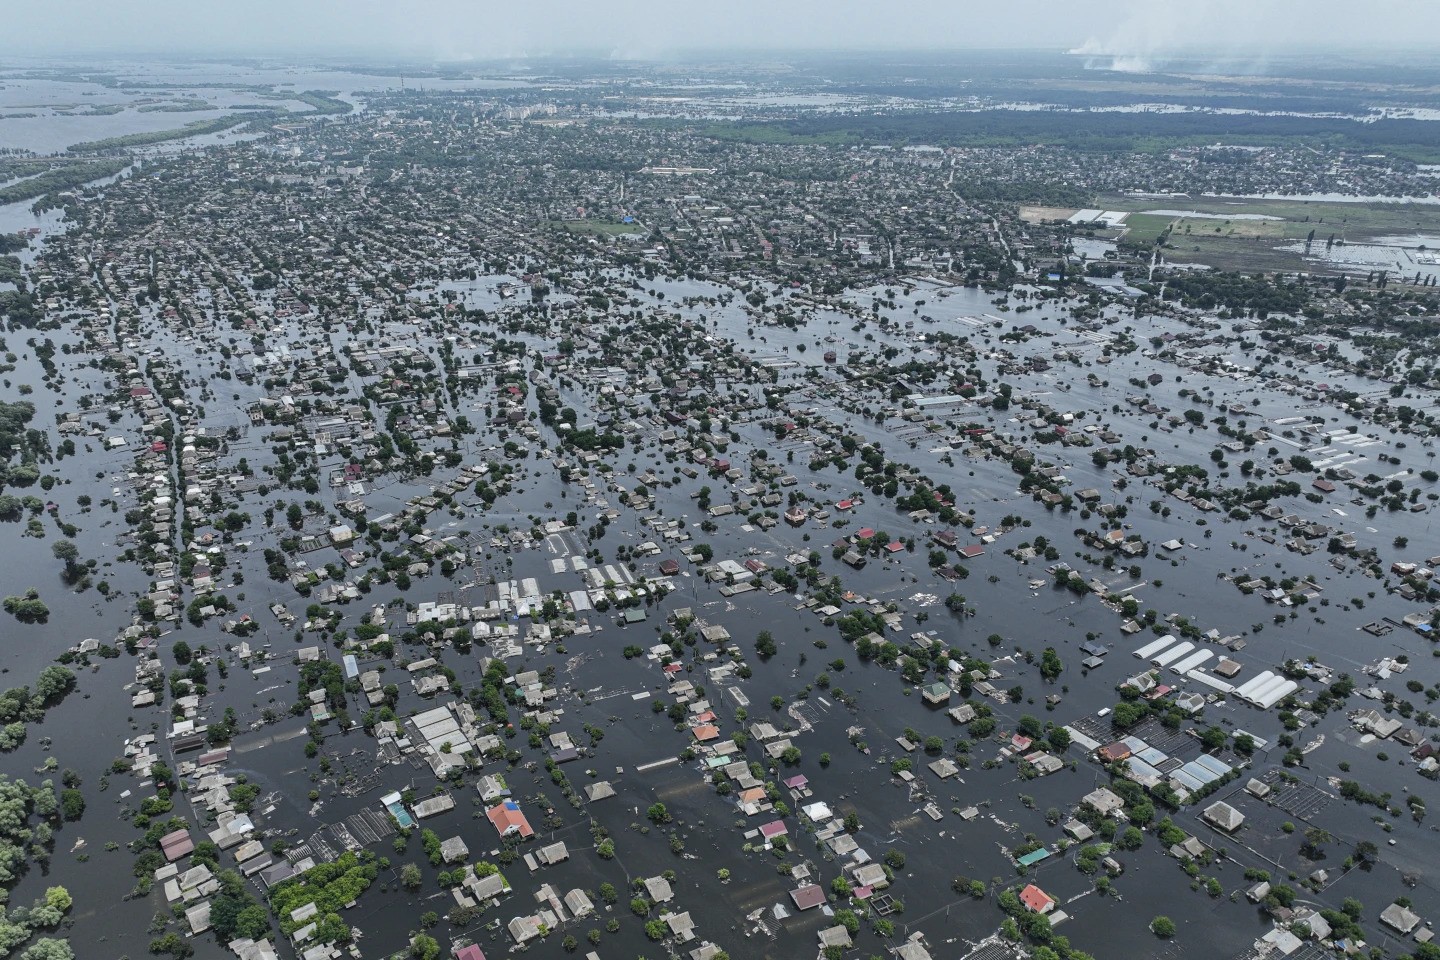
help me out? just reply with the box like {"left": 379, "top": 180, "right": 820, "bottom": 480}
{"left": 34, "top": 666, "right": 74, "bottom": 704}
{"left": 171, "top": 641, "right": 193, "bottom": 665}
{"left": 1200, "top": 726, "right": 1227, "bottom": 752}
{"left": 148, "top": 933, "right": 193, "bottom": 959}
{"left": 1151, "top": 916, "right": 1176, "bottom": 938}
{"left": 3, "top": 590, "right": 49, "bottom": 623}
{"left": 43, "top": 886, "right": 71, "bottom": 913}
{"left": 1112, "top": 701, "right": 1146, "bottom": 729}
{"left": 409, "top": 933, "right": 440, "bottom": 960}
{"left": 400, "top": 863, "right": 422, "bottom": 890}
{"left": 1039, "top": 647, "right": 1063, "bottom": 682}
{"left": 20, "top": 940, "right": 74, "bottom": 960}
{"left": 208, "top": 871, "right": 268, "bottom": 941}
{"left": 50, "top": 540, "right": 78, "bottom": 568}
{"left": 754, "top": 630, "right": 778, "bottom": 658}
{"left": 1301, "top": 827, "right": 1332, "bottom": 859}
{"left": 1022, "top": 911, "right": 1052, "bottom": 942}
{"left": 58, "top": 788, "right": 83, "bottom": 821}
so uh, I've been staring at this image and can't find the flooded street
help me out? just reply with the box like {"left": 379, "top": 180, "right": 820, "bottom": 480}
{"left": 1, "top": 48, "right": 1440, "bottom": 960}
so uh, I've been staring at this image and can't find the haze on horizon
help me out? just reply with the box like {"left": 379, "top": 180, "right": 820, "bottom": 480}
{"left": 7, "top": 0, "right": 1440, "bottom": 66}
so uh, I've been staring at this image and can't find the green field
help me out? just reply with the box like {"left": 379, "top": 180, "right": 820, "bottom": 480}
{"left": 1118, "top": 214, "right": 1176, "bottom": 246}
{"left": 1102, "top": 194, "right": 1440, "bottom": 273}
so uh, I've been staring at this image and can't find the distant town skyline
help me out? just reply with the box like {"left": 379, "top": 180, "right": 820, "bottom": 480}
{"left": 8, "top": 0, "right": 1440, "bottom": 62}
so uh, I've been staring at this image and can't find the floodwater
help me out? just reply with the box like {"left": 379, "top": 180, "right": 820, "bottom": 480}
{"left": 1142, "top": 210, "right": 1284, "bottom": 221}
{"left": 0, "top": 60, "right": 533, "bottom": 154}
{"left": 1, "top": 260, "right": 1436, "bottom": 958}
{"left": 1, "top": 128, "right": 1439, "bottom": 960}
{"left": 1206, "top": 192, "right": 1440, "bottom": 205}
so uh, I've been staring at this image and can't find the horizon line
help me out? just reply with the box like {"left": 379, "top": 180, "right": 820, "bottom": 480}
{"left": 4, "top": 44, "right": 1440, "bottom": 62}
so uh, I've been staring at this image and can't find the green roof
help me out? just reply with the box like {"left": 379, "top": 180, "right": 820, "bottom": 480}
{"left": 1017, "top": 848, "right": 1053, "bottom": 867}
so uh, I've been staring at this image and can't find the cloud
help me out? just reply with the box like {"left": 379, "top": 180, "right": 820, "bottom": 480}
{"left": 5, "top": 0, "right": 1439, "bottom": 58}
{"left": 1067, "top": 0, "right": 1440, "bottom": 74}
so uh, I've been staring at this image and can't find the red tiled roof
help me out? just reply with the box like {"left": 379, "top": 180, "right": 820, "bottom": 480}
{"left": 486, "top": 800, "right": 534, "bottom": 838}
{"left": 1020, "top": 884, "right": 1055, "bottom": 913}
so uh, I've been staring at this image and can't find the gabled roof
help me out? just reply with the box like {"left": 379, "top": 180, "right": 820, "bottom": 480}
{"left": 644, "top": 876, "right": 674, "bottom": 902}
{"left": 1019, "top": 884, "right": 1055, "bottom": 913}
{"left": 486, "top": 800, "right": 534, "bottom": 838}
{"left": 790, "top": 885, "right": 827, "bottom": 910}
{"left": 1202, "top": 800, "right": 1245, "bottom": 833}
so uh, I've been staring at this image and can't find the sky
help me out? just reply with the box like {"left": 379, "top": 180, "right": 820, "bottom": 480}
{"left": 7, "top": 0, "right": 1440, "bottom": 60}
